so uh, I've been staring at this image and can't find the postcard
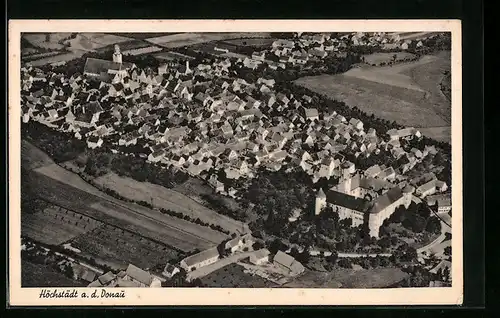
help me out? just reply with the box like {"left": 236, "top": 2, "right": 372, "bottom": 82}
{"left": 8, "top": 19, "right": 462, "bottom": 306}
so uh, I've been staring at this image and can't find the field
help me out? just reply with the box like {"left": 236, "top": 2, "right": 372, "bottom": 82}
{"left": 95, "top": 39, "right": 152, "bottom": 53}
{"left": 21, "top": 140, "right": 54, "bottom": 170}
{"left": 25, "top": 50, "right": 88, "bottom": 67}
{"left": 110, "top": 33, "right": 181, "bottom": 40}
{"left": 66, "top": 33, "right": 133, "bottom": 51}
{"left": 284, "top": 267, "right": 409, "bottom": 288}
{"left": 363, "top": 52, "right": 417, "bottom": 65}
{"left": 21, "top": 205, "right": 103, "bottom": 245}
{"left": 294, "top": 52, "right": 451, "bottom": 142}
{"left": 122, "top": 46, "right": 163, "bottom": 56}
{"left": 22, "top": 33, "right": 73, "bottom": 50}
{"left": 27, "top": 165, "right": 228, "bottom": 252}
{"left": 145, "top": 32, "right": 271, "bottom": 48}
{"left": 93, "top": 172, "right": 248, "bottom": 234}
{"left": 201, "top": 263, "right": 278, "bottom": 288}
{"left": 70, "top": 225, "right": 182, "bottom": 270}
{"left": 21, "top": 260, "right": 87, "bottom": 287}
{"left": 417, "top": 127, "right": 452, "bottom": 143}
{"left": 219, "top": 37, "right": 276, "bottom": 48}
{"left": 397, "top": 32, "right": 443, "bottom": 41}
{"left": 153, "top": 51, "right": 195, "bottom": 61}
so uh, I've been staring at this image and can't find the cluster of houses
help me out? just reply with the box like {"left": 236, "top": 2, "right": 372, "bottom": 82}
{"left": 20, "top": 41, "right": 445, "bottom": 199}
{"left": 232, "top": 32, "right": 421, "bottom": 72}
{"left": 87, "top": 263, "right": 163, "bottom": 288}
{"left": 177, "top": 234, "right": 304, "bottom": 280}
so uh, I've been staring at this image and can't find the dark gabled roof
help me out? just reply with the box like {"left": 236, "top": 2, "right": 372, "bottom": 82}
{"left": 84, "top": 58, "right": 128, "bottom": 75}
{"left": 74, "top": 111, "right": 94, "bottom": 123}
{"left": 325, "top": 189, "right": 372, "bottom": 213}
{"left": 84, "top": 101, "right": 104, "bottom": 114}
{"left": 370, "top": 187, "right": 404, "bottom": 213}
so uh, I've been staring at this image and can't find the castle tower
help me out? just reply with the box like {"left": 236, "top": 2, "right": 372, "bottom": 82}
{"left": 315, "top": 188, "right": 327, "bottom": 215}
{"left": 113, "top": 44, "right": 123, "bottom": 64}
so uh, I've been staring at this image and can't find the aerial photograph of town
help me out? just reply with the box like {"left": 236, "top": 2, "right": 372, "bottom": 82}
{"left": 20, "top": 31, "right": 453, "bottom": 289}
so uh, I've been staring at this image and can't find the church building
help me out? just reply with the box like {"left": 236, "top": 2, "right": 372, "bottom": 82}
{"left": 83, "top": 44, "right": 135, "bottom": 81}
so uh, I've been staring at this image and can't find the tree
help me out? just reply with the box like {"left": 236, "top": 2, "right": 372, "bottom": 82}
{"left": 63, "top": 264, "right": 74, "bottom": 279}
{"left": 425, "top": 216, "right": 442, "bottom": 234}
{"left": 377, "top": 236, "right": 391, "bottom": 249}
{"left": 444, "top": 246, "right": 452, "bottom": 257}
{"left": 443, "top": 267, "right": 450, "bottom": 282}
{"left": 337, "top": 258, "right": 352, "bottom": 269}
{"left": 252, "top": 241, "right": 264, "bottom": 250}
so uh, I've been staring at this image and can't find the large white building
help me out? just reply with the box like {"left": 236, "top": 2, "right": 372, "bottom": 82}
{"left": 315, "top": 174, "right": 414, "bottom": 238}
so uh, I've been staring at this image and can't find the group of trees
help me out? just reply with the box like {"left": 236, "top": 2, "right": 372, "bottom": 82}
{"left": 201, "top": 194, "right": 247, "bottom": 222}
{"left": 22, "top": 122, "right": 87, "bottom": 163}
{"left": 382, "top": 202, "right": 442, "bottom": 236}
{"left": 83, "top": 148, "right": 188, "bottom": 189}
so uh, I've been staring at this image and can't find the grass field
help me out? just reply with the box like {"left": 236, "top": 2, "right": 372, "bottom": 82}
{"left": 21, "top": 140, "right": 54, "bottom": 170}
{"left": 25, "top": 49, "right": 88, "bottom": 67}
{"left": 66, "top": 33, "right": 133, "bottom": 52}
{"left": 22, "top": 33, "right": 72, "bottom": 50}
{"left": 21, "top": 259, "right": 87, "bottom": 287}
{"left": 95, "top": 39, "right": 152, "bottom": 53}
{"left": 93, "top": 172, "right": 247, "bottom": 234}
{"left": 417, "top": 127, "right": 451, "bottom": 143}
{"left": 284, "top": 267, "right": 408, "bottom": 288}
{"left": 21, "top": 205, "right": 103, "bottom": 245}
{"left": 153, "top": 51, "right": 195, "bottom": 61}
{"left": 294, "top": 52, "right": 451, "bottom": 141}
{"left": 363, "top": 52, "right": 417, "bottom": 65}
{"left": 146, "top": 32, "right": 271, "bottom": 48}
{"left": 201, "top": 263, "right": 278, "bottom": 288}
{"left": 110, "top": 33, "right": 181, "bottom": 40}
{"left": 219, "top": 37, "right": 276, "bottom": 48}
{"left": 28, "top": 165, "right": 227, "bottom": 251}
{"left": 71, "top": 225, "right": 182, "bottom": 270}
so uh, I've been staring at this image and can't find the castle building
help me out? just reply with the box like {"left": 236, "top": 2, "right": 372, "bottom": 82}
{"left": 315, "top": 174, "right": 414, "bottom": 238}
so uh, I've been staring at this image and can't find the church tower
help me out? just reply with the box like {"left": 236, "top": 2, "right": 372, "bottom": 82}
{"left": 315, "top": 188, "right": 327, "bottom": 215}
{"left": 113, "top": 44, "right": 123, "bottom": 64}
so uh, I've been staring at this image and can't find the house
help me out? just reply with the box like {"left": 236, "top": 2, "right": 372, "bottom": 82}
{"left": 225, "top": 236, "right": 243, "bottom": 254}
{"left": 273, "top": 251, "right": 305, "bottom": 276}
{"left": 97, "top": 271, "right": 117, "bottom": 286}
{"left": 148, "top": 149, "right": 166, "bottom": 163}
{"left": 377, "top": 167, "right": 396, "bottom": 181}
{"left": 249, "top": 248, "right": 271, "bottom": 265}
{"left": 288, "top": 208, "right": 302, "bottom": 222}
{"left": 162, "top": 264, "right": 180, "bottom": 279}
{"left": 308, "top": 48, "right": 327, "bottom": 58}
{"left": 252, "top": 51, "right": 266, "bottom": 61}
{"left": 180, "top": 247, "right": 220, "bottom": 272}
{"left": 87, "top": 136, "right": 103, "bottom": 149}
{"left": 122, "top": 264, "right": 157, "bottom": 287}
{"left": 436, "top": 196, "right": 452, "bottom": 213}
{"left": 349, "top": 118, "right": 364, "bottom": 130}
{"left": 303, "top": 108, "right": 319, "bottom": 121}
{"left": 416, "top": 179, "right": 438, "bottom": 198}
{"left": 365, "top": 165, "right": 382, "bottom": 178}
{"left": 272, "top": 39, "right": 295, "bottom": 49}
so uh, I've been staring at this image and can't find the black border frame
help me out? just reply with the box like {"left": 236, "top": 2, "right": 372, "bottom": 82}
{"left": 5, "top": 0, "right": 485, "bottom": 312}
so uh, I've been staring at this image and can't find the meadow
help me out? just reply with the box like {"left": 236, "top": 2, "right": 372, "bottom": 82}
{"left": 93, "top": 172, "right": 248, "bottom": 234}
